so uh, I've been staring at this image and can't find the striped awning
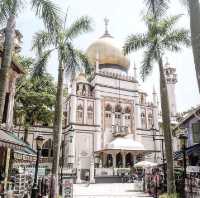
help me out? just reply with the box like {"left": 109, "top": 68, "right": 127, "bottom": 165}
{"left": 174, "top": 144, "right": 200, "bottom": 160}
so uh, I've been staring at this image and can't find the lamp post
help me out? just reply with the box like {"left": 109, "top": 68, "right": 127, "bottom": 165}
{"left": 152, "top": 125, "right": 167, "bottom": 192}
{"left": 31, "top": 136, "right": 44, "bottom": 198}
{"left": 60, "top": 125, "right": 74, "bottom": 195}
{"left": 179, "top": 133, "right": 188, "bottom": 198}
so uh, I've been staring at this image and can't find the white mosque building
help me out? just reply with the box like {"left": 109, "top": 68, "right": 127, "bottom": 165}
{"left": 62, "top": 20, "right": 178, "bottom": 181}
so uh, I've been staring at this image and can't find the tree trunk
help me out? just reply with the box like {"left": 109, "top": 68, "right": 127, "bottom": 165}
{"left": 0, "top": 14, "right": 16, "bottom": 124}
{"left": 158, "top": 56, "right": 176, "bottom": 194}
{"left": 188, "top": 0, "right": 200, "bottom": 93}
{"left": 50, "top": 55, "right": 64, "bottom": 198}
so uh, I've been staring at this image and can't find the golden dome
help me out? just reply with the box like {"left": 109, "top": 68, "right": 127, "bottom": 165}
{"left": 86, "top": 34, "right": 130, "bottom": 70}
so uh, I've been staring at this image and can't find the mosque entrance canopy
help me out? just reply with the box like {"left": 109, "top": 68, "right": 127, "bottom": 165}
{"left": 95, "top": 136, "right": 154, "bottom": 154}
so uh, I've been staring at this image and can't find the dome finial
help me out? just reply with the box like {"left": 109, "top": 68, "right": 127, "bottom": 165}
{"left": 104, "top": 17, "right": 109, "bottom": 34}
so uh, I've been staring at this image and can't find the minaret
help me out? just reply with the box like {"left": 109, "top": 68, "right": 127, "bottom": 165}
{"left": 152, "top": 85, "right": 159, "bottom": 129}
{"left": 164, "top": 59, "right": 177, "bottom": 117}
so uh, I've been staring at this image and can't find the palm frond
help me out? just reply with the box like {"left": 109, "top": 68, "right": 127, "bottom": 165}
{"left": 123, "top": 33, "right": 148, "bottom": 55}
{"left": 63, "top": 42, "right": 79, "bottom": 81}
{"left": 162, "top": 28, "right": 191, "bottom": 49}
{"left": 144, "top": 0, "right": 170, "bottom": 18}
{"left": 75, "top": 50, "right": 92, "bottom": 77}
{"left": 140, "top": 43, "right": 156, "bottom": 80}
{"left": 64, "top": 16, "right": 92, "bottom": 40}
{"left": 32, "top": 30, "right": 53, "bottom": 56}
{"left": 159, "top": 15, "right": 182, "bottom": 34}
{"left": 0, "top": 0, "right": 23, "bottom": 25}
{"left": 31, "top": 0, "right": 61, "bottom": 33}
{"left": 31, "top": 50, "right": 52, "bottom": 79}
{"left": 162, "top": 43, "right": 181, "bottom": 52}
{"left": 0, "top": 0, "right": 11, "bottom": 24}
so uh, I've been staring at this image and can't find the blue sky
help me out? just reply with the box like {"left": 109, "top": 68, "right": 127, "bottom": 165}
{"left": 16, "top": 0, "right": 199, "bottom": 112}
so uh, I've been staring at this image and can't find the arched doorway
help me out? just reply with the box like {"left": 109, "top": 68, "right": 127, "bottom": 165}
{"left": 106, "top": 154, "right": 113, "bottom": 167}
{"left": 116, "top": 153, "right": 123, "bottom": 168}
{"left": 125, "top": 153, "right": 133, "bottom": 167}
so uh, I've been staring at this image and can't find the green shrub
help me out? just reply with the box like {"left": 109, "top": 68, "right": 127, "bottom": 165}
{"left": 159, "top": 193, "right": 180, "bottom": 198}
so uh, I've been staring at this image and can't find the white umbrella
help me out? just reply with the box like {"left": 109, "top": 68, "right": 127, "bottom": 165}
{"left": 134, "top": 161, "right": 158, "bottom": 168}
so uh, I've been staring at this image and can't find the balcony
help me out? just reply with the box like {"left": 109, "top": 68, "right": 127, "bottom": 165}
{"left": 112, "top": 125, "right": 128, "bottom": 137}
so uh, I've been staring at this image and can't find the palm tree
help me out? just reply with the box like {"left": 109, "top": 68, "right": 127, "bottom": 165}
{"left": 146, "top": 0, "right": 200, "bottom": 93}
{"left": 187, "top": 0, "right": 200, "bottom": 93}
{"left": 32, "top": 15, "right": 92, "bottom": 198}
{"left": 0, "top": 0, "right": 61, "bottom": 124}
{"left": 123, "top": 15, "right": 190, "bottom": 194}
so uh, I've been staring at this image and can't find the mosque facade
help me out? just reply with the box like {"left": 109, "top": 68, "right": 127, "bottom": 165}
{"left": 62, "top": 21, "right": 178, "bottom": 177}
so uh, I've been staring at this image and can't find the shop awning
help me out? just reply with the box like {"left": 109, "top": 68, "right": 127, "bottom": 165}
{"left": 0, "top": 128, "right": 36, "bottom": 155}
{"left": 174, "top": 144, "right": 200, "bottom": 160}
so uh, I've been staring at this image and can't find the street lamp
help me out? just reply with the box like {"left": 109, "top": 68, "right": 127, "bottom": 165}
{"left": 152, "top": 125, "right": 167, "bottom": 192}
{"left": 31, "top": 136, "right": 44, "bottom": 198}
{"left": 60, "top": 125, "right": 74, "bottom": 195}
{"left": 179, "top": 133, "right": 188, "bottom": 198}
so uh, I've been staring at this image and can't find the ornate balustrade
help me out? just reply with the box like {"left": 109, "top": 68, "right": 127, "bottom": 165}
{"left": 112, "top": 125, "right": 128, "bottom": 137}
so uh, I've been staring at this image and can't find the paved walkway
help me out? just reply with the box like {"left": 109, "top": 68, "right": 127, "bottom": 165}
{"left": 73, "top": 183, "right": 152, "bottom": 198}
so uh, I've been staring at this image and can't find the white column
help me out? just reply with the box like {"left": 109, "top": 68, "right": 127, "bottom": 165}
{"left": 135, "top": 96, "right": 141, "bottom": 129}
{"left": 84, "top": 99, "right": 87, "bottom": 124}
{"left": 145, "top": 108, "right": 148, "bottom": 129}
{"left": 112, "top": 153, "right": 116, "bottom": 168}
{"left": 76, "top": 155, "right": 81, "bottom": 183}
{"left": 112, "top": 113, "right": 115, "bottom": 126}
{"left": 70, "top": 82, "right": 77, "bottom": 123}
{"left": 90, "top": 156, "right": 95, "bottom": 183}
{"left": 71, "top": 132, "right": 76, "bottom": 165}
{"left": 122, "top": 113, "right": 125, "bottom": 126}
{"left": 95, "top": 90, "right": 101, "bottom": 126}
{"left": 95, "top": 90, "right": 101, "bottom": 151}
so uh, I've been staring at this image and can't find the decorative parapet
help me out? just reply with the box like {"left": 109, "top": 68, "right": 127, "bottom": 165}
{"left": 98, "top": 70, "right": 137, "bottom": 83}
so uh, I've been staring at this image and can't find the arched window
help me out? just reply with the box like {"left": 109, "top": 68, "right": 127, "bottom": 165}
{"left": 77, "top": 104, "right": 83, "bottom": 123}
{"left": 115, "top": 104, "right": 122, "bottom": 125}
{"left": 41, "top": 139, "right": 53, "bottom": 157}
{"left": 116, "top": 153, "right": 123, "bottom": 168}
{"left": 87, "top": 105, "right": 94, "bottom": 124}
{"left": 115, "top": 104, "right": 122, "bottom": 113}
{"left": 125, "top": 153, "right": 133, "bottom": 167}
{"left": 124, "top": 106, "right": 131, "bottom": 120}
{"left": 124, "top": 106, "right": 131, "bottom": 132}
{"left": 106, "top": 154, "right": 113, "bottom": 167}
{"left": 105, "top": 103, "right": 112, "bottom": 128}
{"left": 148, "top": 113, "right": 153, "bottom": 128}
{"left": 141, "top": 112, "right": 146, "bottom": 128}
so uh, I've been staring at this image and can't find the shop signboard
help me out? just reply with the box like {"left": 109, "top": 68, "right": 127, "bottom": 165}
{"left": 25, "top": 167, "right": 46, "bottom": 176}
{"left": 187, "top": 166, "right": 200, "bottom": 173}
{"left": 63, "top": 178, "right": 73, "bottom": 198}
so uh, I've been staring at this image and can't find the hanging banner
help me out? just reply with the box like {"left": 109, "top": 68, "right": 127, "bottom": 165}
{"left": 63, "top": 178, "right": 73, "bottom": 198}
